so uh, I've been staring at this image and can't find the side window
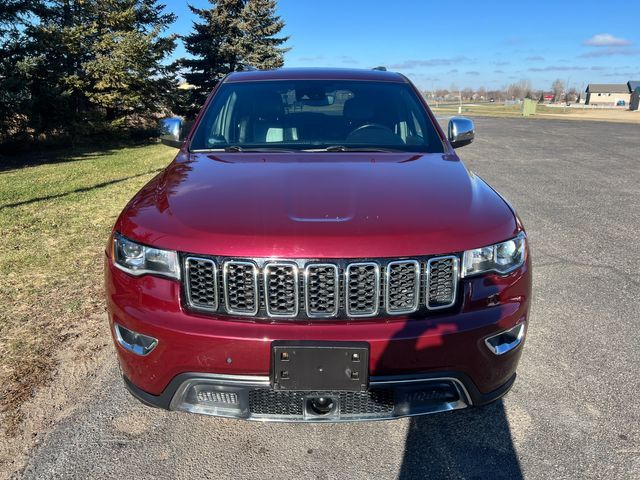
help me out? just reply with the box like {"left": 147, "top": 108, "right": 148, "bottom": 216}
{"left": 208, "top": 91, "right": 237, "bottom": 145}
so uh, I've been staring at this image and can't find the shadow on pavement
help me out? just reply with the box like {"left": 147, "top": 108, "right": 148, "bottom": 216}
{"left": 399, "top": 401, "right": 521, "bottom": 479}
{"left": 375, "top": 274, "right": 522, "bottom": 479}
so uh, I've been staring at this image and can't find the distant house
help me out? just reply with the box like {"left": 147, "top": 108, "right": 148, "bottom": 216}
{"left": 585, "top": 84, "right": 631, "bottom": 106}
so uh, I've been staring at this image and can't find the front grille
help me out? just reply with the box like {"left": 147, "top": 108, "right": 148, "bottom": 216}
{"left": 184, "top": 255, "right": 459, "bottom": 319}
{"left": 345, "top": 262, "right": 380, "bottom": 317}
{"left": 386, "top": 260, "right": 420, "bottom": 314}
{"left": 248, "top": 389, "right": 394, "bottom": 417}
{"left": 305, "top": 264, "right": 339, "bottom": 317}
{"left": 264, "top": 262, "right": 298, "bottom": 317}
{"left": 185, "top": 257, "right": 218, "bottom": 311}
{"left": 223, "top": 261, "right": 259, "bottom": 315}
{"left": 426, "top": 256, "right": 459, "bottom": 309}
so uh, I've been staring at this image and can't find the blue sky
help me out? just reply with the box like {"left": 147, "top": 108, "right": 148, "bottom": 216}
{"left": 167, "top": 0, "right": 640, "bottom": 91}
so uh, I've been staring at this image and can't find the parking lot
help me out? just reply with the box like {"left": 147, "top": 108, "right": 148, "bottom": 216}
{"left": 17, "top": 117, "right": 640, "bottom": 479}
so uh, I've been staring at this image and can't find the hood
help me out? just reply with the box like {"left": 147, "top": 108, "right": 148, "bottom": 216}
{"left": 117, "top": 152, "right": 518, "bottom": 258}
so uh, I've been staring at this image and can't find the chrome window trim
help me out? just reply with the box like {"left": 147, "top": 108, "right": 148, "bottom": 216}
{"left": 263, "top": 261, "right": 300, "bottom": 317}
{"left": 385, "top": 259, "right": 421, "bottom": 315}
{"left": 184, "top": 256, "right": 219, "bottom": 312}
{"left": 223, "top": 260, "right": 260, "bottom": 316}
{"left": 304, "top": 263, "right": 339, "bottom": 318}
{"left": 425, "top": 255, "right": 460, "bottom": 311}
{"left": 345, "top": 262, "right": 381, "bottom": 318}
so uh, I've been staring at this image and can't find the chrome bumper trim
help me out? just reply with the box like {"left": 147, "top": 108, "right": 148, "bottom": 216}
{"left": 114, "top": 323, "right": 158, "bottom": 356}
{"left": 485, "top": 322, "right": 526, "bottom": 355}
{"left": 167, "top": 374, "right": 472, "bottom": 422}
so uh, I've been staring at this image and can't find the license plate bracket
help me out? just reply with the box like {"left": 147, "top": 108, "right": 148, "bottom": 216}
{"left": 271, "top": 341, "right": 369, "bottom": 391}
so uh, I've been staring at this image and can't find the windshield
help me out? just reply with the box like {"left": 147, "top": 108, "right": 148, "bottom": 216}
{"left": 190, "top": 80, "right": 444, "bottom": 153}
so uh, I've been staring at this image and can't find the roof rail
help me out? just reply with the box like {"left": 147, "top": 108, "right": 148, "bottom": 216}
{"left": 372, "top": 66, "right": 387, "bottom": 71}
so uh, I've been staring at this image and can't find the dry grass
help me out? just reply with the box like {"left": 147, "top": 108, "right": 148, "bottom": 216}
{"left": 430, "top": 102, "right": 640, "bottom": 123}
{"left": 0, "top": 143, "right": 176, "bottom": 434}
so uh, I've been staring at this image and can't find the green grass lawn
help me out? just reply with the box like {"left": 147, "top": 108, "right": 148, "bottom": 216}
{"left": 0, "top": 143, "right": 176, "bottom": 433}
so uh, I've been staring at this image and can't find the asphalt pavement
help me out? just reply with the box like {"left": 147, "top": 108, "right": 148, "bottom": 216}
{"left": 18, "top": 117, "right": 640, "bottom": 479}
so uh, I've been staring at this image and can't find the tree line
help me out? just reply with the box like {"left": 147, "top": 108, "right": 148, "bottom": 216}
{"left": 0, "top": 0, "right": 288, "bottom": 150}
{"left": 425, "top": 79, "right": 579, "bottom": 104}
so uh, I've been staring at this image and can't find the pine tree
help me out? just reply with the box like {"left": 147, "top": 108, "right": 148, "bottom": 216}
{"left": 181, "top": 0, "right": 288, "bottom": 105}
{"left": 17, "top": 0, "right": 176, "bottom": 139}
{"left": 239, "top": 0, "right": 288, "bottom": 70}
{"left": 0, "top": 1, "right": 38, "bottom": 141}
{"left": 83, "top": 0, "right": 177, "bottom": 128}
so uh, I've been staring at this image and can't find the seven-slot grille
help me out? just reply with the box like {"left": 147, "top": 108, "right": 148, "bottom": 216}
{"left": 184, "top": 256, "right": 460, "bottom": 319}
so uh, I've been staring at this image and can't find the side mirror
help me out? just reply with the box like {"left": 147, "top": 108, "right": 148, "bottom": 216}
{"left": 448, "top": 117, "right": 475, "bottom": 149}
{"left": 159, "top": 117, "right": 191, "bottom": 148}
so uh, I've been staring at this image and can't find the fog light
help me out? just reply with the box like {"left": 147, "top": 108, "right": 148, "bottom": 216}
{"left": 170, "top": 381, "right": 247, "bottom": 418}
{"left": 485, "top": 323, "right": 525, "bottom": 355}
{"left": 114, "top": 323, "right": 157, "bottom": 356}
{"left": 196, "top": 389, "right": 239, "bottom": 405}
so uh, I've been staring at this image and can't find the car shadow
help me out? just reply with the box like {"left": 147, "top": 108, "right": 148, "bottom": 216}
{"left": 376, "top": 276, "right": 523, "bottom": 479}
{"left": 399, "top": 401, "right": 521, "bottom": 479}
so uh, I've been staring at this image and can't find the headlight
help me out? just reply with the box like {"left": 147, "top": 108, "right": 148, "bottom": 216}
{"left": 462, "top": 232, "right": 526, "bottom": 277}
{"left": 112, "top": 233, "right": 180, "bottom": 279}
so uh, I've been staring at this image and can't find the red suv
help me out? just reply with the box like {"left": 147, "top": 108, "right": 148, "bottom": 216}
{"left": 105, "top": 68, "right": 531, "bottom": 421}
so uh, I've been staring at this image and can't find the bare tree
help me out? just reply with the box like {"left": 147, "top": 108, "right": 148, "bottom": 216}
{"left": 551, "top": 79, "right": 565, "bottom": 102}
{"left": 505, "top": 79, "right": 532, "bottom": 100}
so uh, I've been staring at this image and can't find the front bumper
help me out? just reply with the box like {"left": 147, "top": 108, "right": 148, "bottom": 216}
{"left": 106, "top": 253, "right": 531, "bottom": 419}
{"left": 122, "top": 370, "right": 516, "bottom": 422}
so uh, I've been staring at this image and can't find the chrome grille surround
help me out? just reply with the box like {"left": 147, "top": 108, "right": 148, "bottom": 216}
{"left": 304, "top": 264, "right": 339, "bottom": 318}
{"left": 385, "top": 260, "right": 421, "bottom": 315}
{"left": 425, "top": 255, "right": 460, "bottom": 310}
{"left": 222, "top": 260, "right": 259, "bottom": 316}
{"left": 184, "top": 257, "right": 218, "bottom": 311}
{"left": 184, "top": 255, "right": 460, "bottom": 319}
{"left": 263, "top": 262, "right": 299, "bottom": 317}
{"left": 345, "top": 262, "right": 381, "bottom": 317}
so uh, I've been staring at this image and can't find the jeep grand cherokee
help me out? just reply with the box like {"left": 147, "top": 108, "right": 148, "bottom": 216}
{"left": 105, "top": 68, "right": 531, "bottom": 421}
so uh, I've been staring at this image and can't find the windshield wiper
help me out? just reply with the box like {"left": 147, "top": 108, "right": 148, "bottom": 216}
{"left": 192, "top": 146, "right": 297, "bottom": 153}
{"left": 303, "top": 145, "right": 404, "bottom": 153}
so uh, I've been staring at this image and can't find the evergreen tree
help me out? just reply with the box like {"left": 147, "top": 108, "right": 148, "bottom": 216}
{"left": 0, "top": 1, "right": 37, "bottom": 141}
{"left": 181, "top": 0, "right": 288, "bottom": 105}
{"left": 13, "top": 0, "right": 176, "bottom": 140}
{"left": 83, "top": 0, "right": 177, "bottom": 128}
{"left": 239, "top": 0, "right": 288, "bottom": 70}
